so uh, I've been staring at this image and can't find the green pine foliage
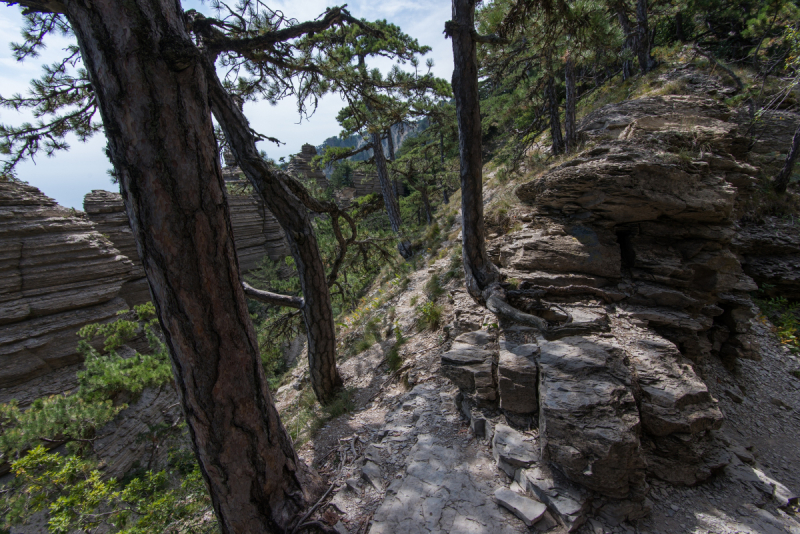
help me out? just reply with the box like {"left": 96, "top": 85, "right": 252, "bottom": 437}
{"left": 0, "top": 303, "right": 211, "bottom": 533}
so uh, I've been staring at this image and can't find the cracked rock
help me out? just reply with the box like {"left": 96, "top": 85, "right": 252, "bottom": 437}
{"left": 492, "top": 424, "right": 540, "bottom": 477}
{"left": 494, "top": 487, "right": 547, "bottom": 526}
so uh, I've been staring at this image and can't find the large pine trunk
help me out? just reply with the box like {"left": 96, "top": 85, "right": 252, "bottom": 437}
{"left": 774, "top": 123, "right": 800, "bottom": 193}
{"left": 206, "top": 67, "right": 343, "bottom": 406}
{"left": 371, "top": 131, "right": 413, "bottom": 258}
{"left": 564, "top": 56, "right": 577, "bottom": 153}
{"left": 450, "top": 0, "right": 500, "bottom": 301}
{"left": 62, "top": 1, "right": 319, "bottom": 532}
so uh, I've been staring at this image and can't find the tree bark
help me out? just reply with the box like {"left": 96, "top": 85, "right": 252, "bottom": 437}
{"left": 449, "top": 0, "right": 501, "bottom": 301}
{"left": 564, "top": 55, "right": 577, "bottom": 153}
{"left": 61, "top": 1, "right": 319, "bottom": 531}
{"left": 206, "top": 66, "right": 343, "bottom": 405}
{"left": 371, "top": 131, "right": 412, "bottom": 258}
{"left": 636, "top": 0, "right": 656, "bottom": 74}
{"left": 420, "top": 186, "right": 433, "bottom": 225}
{"left": 675, "top": 12, "right": 685, "bottom": 42}
{"left": 774, "top": 123, "right": 800, "bottom": 194}
{"left": 546, "top": 75, "right": 565, "bottom": 156}
{"left": 613, "top": 2, "right": 635, "bottom": 80}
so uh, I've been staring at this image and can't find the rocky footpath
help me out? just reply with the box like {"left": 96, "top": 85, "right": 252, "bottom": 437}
{"left": 0, "top": 183, "right": 138, "bottom": 397}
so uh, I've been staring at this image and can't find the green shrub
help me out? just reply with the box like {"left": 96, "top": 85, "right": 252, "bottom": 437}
{"left": 424, "top": 274, "right": 445, "bottom": 301}
{"left": 417, "top": 301, "right": 444, "bottom": 331}
{"left": 757, "top": 296, "right": 800, "bottom": 354}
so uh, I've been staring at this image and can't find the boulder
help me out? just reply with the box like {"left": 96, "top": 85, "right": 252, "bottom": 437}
{"left": 441, "top": 331, "right": 497, "bottom": 403}
{"left": 516, "top": 464, "right": 590, "bottom": 532}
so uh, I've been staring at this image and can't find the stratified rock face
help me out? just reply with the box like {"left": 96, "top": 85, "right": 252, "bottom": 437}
{"left": 509, "top": 93, "right": 759, "bottom": 363}
{"left": 537, "top": 336, "right": 646, "bottom": 500}
{"left": 734, "top": 217, "right": 800, "bottom": 299}
{"left": 84, "top": 189, "right": 289, "bottom": 274}
{"left": 0, "top": 183, "right": 135, "bottom": 391}
{"left": 82, "top": 190, "right": 149, "bottom": 306}
{"left": 225, "top": 193, "right": 289, "bottom": 271}
{"left": 287, "top": 144, "right": 329, "bottom": 191}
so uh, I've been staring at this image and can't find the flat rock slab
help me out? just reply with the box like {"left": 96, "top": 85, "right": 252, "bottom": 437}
{"left": 516, "top": 464, "right": 590, "bottom": 532}
{"left": 494, "top": 487, "right": 547, "bottom": 526}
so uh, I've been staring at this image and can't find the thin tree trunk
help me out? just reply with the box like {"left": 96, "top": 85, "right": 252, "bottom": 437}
{"left": 442, "top": 184, "right": 450, "bottom": 204}
{"left": 371, "top": 131, "right": 412, "bottom": 258}
{"left": 675, "top": 12, "right": 685, "bottom": 42}
{"left": 636, "top": 0, "right": 656, "bottom": 74}
{"left": 420, "top": 186, "right": 433, "bottom": 225}
{"left": 774, "top": 123, "right": 800, "bottom": 193}
{"left": 613, "top": 2, "right": 635, "bottom": 80}
{"left": 546, "top": 75, "right": 565, "bottom": 155}
{"left": 449, "top": 0, "right": 500, "bottom": 301}
{"left": 564, "top": 55, "right": 577, "bottom": 153}
{"left": 387, "top": 127, "right": 396, "bottom": 160}
{"left": 207, "top": 67, "right": 343, "bottom": 405}
{"left": 62, "top": 1, "right": 319, "bottom": 532}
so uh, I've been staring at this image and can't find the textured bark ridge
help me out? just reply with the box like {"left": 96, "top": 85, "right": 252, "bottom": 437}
{"left": 205, "top": 59, "right": 343, "bottom": 406}
{"left": 62, "top": 1, "right": 317, "bottom": 531}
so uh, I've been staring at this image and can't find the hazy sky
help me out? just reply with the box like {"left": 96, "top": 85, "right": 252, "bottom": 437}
{"left": 0, "top": 1, "right": 453, "bottom": 208}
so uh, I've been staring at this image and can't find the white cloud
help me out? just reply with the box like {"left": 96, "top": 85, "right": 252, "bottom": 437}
{"left": 0, "top": 1, "right": 454, "bottom": 208}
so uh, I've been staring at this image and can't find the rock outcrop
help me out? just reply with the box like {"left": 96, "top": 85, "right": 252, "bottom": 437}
{"left": 84, "top": 189, "right": 289, "bottom": 274}
{"left": 734, "top": 217, "right": 800, "bottom": 299}
{"left": 287, "top": 144, "right": 329, "bottom": 191}
{"left": 509, "top": 93, "right": 759, "bottom": 364}
{"left": 0, "top": 183, "right": 137, "bottom": 395}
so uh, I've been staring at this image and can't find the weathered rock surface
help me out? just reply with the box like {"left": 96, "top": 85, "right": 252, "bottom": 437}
{"left": 537, "top": 336, "right": 646, "bottom": 500}
{"left": 0, "top": 183, "right": 136, "bottom": 391}
{"left": 287, "top": 144, "right": 329, "bottom": 192}
{"left": 734, "top": 217, "right": 800, "bottom": 299}
{"left": 82, "top": 190, "right": 149, "bottom": 306}
{"left": 441, "top": 331, "right": 497, "bottom": 403}
{"left": 507, "top": 90, "right": 759, "bottom": 364}
{"left": 492, "top": 424, "right": 539, "bottom": 477}
{"left": 93, "top": 383, "right": 183, "bottom": 478}
{"left": 494, "top": 487, "right": 547, "bottom": 526}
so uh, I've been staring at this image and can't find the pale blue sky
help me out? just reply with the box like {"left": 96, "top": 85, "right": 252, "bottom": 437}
{"left": 0, "top": 0, "right": 453, "bottom": 208}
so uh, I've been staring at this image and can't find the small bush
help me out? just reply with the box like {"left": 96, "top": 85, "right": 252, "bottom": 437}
{"left": 410, "top": 295, "right": 419, "bottom": 306}
{"left": 417, "top": 301, "right": 444, "bottom": 331}
{"left": 424, "top": 274, "right": 445, "bottom": 301}
{"left": 757, "top": 296, "right": 799, "bottom": 354}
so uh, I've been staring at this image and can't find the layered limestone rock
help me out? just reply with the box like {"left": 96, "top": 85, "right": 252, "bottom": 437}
{"left": 508, "top": 93, "right": 759, "bottom": 363}
{"left": 734, "top": 217, "right": 800, "bottom": 299}
{"left": 84, "top": 189, "right": 289, "bottom": 274}
{"left": 0, "top": 183, "right": 136, "bottom": 392}
{"left": 287, "top": 144, "right": 329, "bottom": 191}
{"left": 82, "top": 190, "right": 150, "bottom": 306}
